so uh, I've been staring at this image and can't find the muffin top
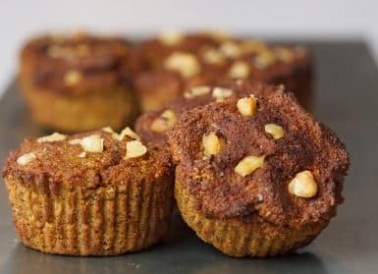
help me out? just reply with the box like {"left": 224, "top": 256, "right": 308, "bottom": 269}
{"left": 21, "top": 32, "right": 131, "bottom": 95}
{"left": 135, "top": 31, "right": 311, "bottom": 84}
{"left": 135, "top": 79, "right": 278, "bottom": 146}
{"left": 2, "top": 127, "right": 172, "bottom": 192}
{"left": 135, "top": 31, "right": 230, "bottom": 69}
{"left": 167, "top": 85, "right": 349, "bottom": 228}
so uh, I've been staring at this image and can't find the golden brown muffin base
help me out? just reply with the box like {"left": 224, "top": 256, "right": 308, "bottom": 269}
{"left": 175, "top": 167, "right": 328, "bottom": 258}
{"left": 19, "top": 71, "right": 138, "bottom": 132}
{"left": 5, "top": 168, "right": 173, "bottom": 256}
{"left": 175, "top": 176, "right": 328, "bottom": 258}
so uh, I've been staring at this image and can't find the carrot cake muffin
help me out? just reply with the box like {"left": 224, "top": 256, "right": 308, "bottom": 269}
{"left": 19, "top": 32, "right": 138, "bottom": 132}
{"left": 167, "top": 85, "right": 349, "bottom": 257}
{"left": 2, "top": 127, "right": 174, "bottom": 256}
{"left": 134, "top": 32, "right": 312, "bottom": 111}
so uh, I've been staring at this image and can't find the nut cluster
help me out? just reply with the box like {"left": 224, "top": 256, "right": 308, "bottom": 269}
{"left": 16, "top": 127, "right": 148, "bottom": 166}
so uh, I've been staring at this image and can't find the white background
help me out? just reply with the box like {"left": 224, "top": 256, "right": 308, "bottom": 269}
{"left": 1, "top": 0, "right": 378, "bottom": 98}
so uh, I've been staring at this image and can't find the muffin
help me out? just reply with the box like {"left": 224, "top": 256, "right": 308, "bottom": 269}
{"left": 135, "top": 79, "right": 276, "bottom": 146}
{"left": 134, "top": 32, "right": 312, "bottom": 112}
{"left": 19, "top": 32, "right": 138, "bottom": 132}
{"left": 2, "top": 127, "right": 174, "bottom": 256}
{"left": 167, "top": 84, "right": 349, "bottom": 257}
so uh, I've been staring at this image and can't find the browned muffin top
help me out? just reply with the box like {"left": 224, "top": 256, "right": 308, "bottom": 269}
{"left": 167, "top": 85, "right": 349, "bottom": 228}
{"left": 133, "top": 32, "right": 311, "bottom": 110}
{"left": 135, "top": 31, "right": 230, "bottom": 69}
{"left": 2, "top": 127, "right": 172, "bottom": 191}
{"left": 21, "top": 32, "right": 131, "bottom": 95}
{"left": 136, "top": 32, "right": 310, "bottom": 81}
{"left": 135, "top": 79, "right": 278, "bottom": 146}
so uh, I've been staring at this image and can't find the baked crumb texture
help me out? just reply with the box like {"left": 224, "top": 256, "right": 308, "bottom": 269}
{"left": 168, "top": 84, "right": 349, "bottom": 257}
{"left": 2, "top": 128, "right": 174, "bottom": 256}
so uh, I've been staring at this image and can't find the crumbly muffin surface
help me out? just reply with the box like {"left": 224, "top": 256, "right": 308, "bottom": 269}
{"left": 168, "top": 87, "right": 349, "bottom": 228}
{"left": 2, "top": 128, "right": 174, "bottom": 255}
{"left": 3, "top": 128, "right": 172, "bottom": 190}
{"left": 21, "top": 33, "right": 131, "bottom": 95}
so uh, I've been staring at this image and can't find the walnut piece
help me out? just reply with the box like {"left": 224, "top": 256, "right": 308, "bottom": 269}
{"left": 164, "top": 52, "right": 201, "bottom": 78}
{"left": 274, "top": 47, "right": 295, "bottom": 63}
{"left": 102, "top": 127, "right": 115, "bottom": 134}
{"left": 237, "top": 96, "right": 257, "bottom": 116}
{"left": 202, "top": 48, "right": 225, "bottom": 65}
{"left": 264, "top": 124, "right": 285, "bottom": 139}
{"left": 202, "top": 132, "right": 224, "bottom": 157}
{"left": 234, "top": 155, "right": 264, "bottom": 177}
{"left": 17, "top": 152, "right": 37, "bottom": 166}
{"left": 64, "top": 70, "right": 82, "bottom": 86}
{"left": 159, "top": 31, "right": 183, "bottom": 46}
{"left": 228, "top": 61, "right": 250, "bottom": 79}
{"left": 288, "top": 170, "right": 318, "bottom": 198}
{"left": 184, "top": 86, "right": 211, "bottom": 99}
{"left": 68, "top": 139, "right": 81, "bottom": 145}
{"left": 240, "top": 39, "right": 267, "bottom": 54}
{"left": 150, "top": 109, "right": 177, "bottom": 133}
{"left": 80, "top": 135, "right": 104, "bottom": 153}
{"left": 117, "top": 127, "right": 141, "bottom": 141}
{"left": 254, "top": 50, "right": 276, "bottom": 69}
{"left": 220, "top": 41, "right": 241, "bottom": 58}
{"left": 212, "top": 87, "right": 233, "bottom": 101}
{"left": 125, "top": 140, "right": 147, "bottom": 159}
{"left": 37, "top": 132, "right": 66, "bottom": 143}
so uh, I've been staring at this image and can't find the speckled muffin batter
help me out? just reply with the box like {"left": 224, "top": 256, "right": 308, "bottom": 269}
{"left": 168, "top": 85, "right": 349, "bottom": 257}
{"left": 20, "top": 32, "right": 138, "bottom": 132}
{"left": 2, "top": 127, "right": 174, "bottom": 256}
